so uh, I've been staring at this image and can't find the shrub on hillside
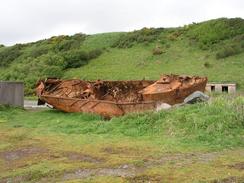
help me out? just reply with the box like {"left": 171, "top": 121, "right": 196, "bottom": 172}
{"left": 165, "top": 44, "right": 171, "bottom": 48}
{"left": 54, "top": 38, "right": 83, "bottom": 52}
{"left": 62, "top": 50, "right": 89, "bottom": 69}
{"left": 62, "top": 49, "right": 102, "bottom": 69}
{"left": 216, "top": 44, "right": 243, "bottom": 59}
{"left": 187, "top": 18, "right": 244, "bottom": 49}
{"left": 152, "top": 46, "right": 164, "bottom": 55}
{"left": 112, "top": 27, "right": 164, "bottom": 48}
{"left": 47, "top": 34, "right": 86, "bottom": 52}
{"left": 167, "top": 30, "right": 183, "bottom": 41}
{"left": 0, "top": 44, "right": 23, "bottom": 67}
{"left": 41, "top": 66, "right": 63, "bottom": 78}
{"left": 204, "top": 62, "right": 211, "bottom": 68}
{"left": 30, "top": 45, "right": 49, "bottom": 58}
{"left": 38, "top": 53, "right": 66, "bottom": 69}
{"left": 88, "top": 49, "right": 103, "bottom": 59}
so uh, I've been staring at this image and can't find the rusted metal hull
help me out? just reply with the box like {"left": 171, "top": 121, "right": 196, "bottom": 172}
{"left": 36, "top": 75, "right": 207, "bottom": 118}
{"left": 40, "top": 95, "right": 156, "bottom": 118}
{"left": 139, "top": 75, "right": 208, "bottom": 105}
{"left": 141, "top": 81, "right": 207, "bottom": 104}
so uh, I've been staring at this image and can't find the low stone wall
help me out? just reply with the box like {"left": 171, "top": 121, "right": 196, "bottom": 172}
{"left": 0, "top": 81, "right": 24, "bottom": 107}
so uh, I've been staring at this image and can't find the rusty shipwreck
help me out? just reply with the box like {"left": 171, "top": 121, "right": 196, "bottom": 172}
{"left": 36, "top": 75, "right": 207, "bottom": 118}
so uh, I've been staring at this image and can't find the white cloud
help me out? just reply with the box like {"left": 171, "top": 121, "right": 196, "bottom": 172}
{"left": 0, "top": 0, "right": 243, "bottom": 45}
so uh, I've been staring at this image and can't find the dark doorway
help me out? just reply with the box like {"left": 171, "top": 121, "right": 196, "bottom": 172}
{"left": 222, "top": 86, "right": 228, "bottom": 93}
{"left": 211, "top": 85, "right": 215, "bottom": 91}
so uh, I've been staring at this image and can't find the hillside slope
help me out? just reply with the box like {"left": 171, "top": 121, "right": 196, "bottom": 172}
{"left": 0, "top": 18, "right": 244, "bottom": 94}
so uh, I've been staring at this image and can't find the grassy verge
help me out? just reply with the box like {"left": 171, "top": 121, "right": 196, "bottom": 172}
{"left": 0, "top": 95, "right": 243, "bottom": 182}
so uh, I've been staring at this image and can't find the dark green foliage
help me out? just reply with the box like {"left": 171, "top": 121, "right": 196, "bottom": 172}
{"left": 0, "top": 54, "right": 65, "bottom": 94}
{"left": 0, "top": 33, "right": 103, "bottom": 94}
{"left": 63, "top": 49, "right": 102, "bottom": 69}
{"left": 88, "top": 48, "right": 103, "bottom": 59}
{"left": 63, "top": 50, "right": 89, "bottom": 69}
{"left": 204, "top": 62, "right": 211, "bottom": 68}
{"left": 187, "top": 18, "right": 244, "bottom": 49}
{"left": 29, "top": 45, "right": 50, "bottom": 58}
{"left": 216, "top": 44, "right": 243, "bottom": 59}
{"left": 39, "top": 53, "right": 66, "bottom": 68}
{"left": 165, "top": 43, "right": 171, "bottom": 48}
{"left": 42, "top": 66, "right": 63, "bottom": 78}
{"left": 112, "top": 27, "right": 164, "bottom": 48}
{"left": 216, "top": 35, "right": 244, "bottom": 59}
{"left": 0, "top": 44, "right": 23, "bottom": 66}
{"left": 53, "top": 33, "right": 86, "bottom": 52}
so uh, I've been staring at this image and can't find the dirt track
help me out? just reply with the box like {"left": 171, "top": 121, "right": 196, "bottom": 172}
{"left": 1, "top": 146, "right": 244, "bottom": 182}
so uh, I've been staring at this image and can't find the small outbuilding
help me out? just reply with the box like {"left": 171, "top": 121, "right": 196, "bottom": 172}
{"left": 205, "top": 83, "right": 236, "bottom": 93}
{"left": 0, "top": 81, "right": 24, "bottom": 107}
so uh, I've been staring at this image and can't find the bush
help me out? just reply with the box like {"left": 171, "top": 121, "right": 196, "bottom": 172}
{"left": 41, "top": 66, "right": 63, "bottom": 78}
{"left": 30, "top": 46, "right": 49, "bottom": 58}
{"left": 216, "top": 44, "right": 243, "bottom": 59}
{"left": 38, "top": 53, "right": 66, "bottom": 69}
{"left": 165, "top": 44, "right": 171, "bottom": 48}
{"left": 167, "top": 30, "right": 183, "bottom": 41}
{"left": 88, "top": 49, "right": 103, "bottom": 59}
{"left": 63, "top": 49, "right": 102, "bottom": 69}
{"left": 152, "top": 46, "right": 164, "bottom": 55}
{"left": 0, "top": 44, "right": 23, "bottom": 67}
{"left": 54, "top": 39, "right": 82, "bottom": 52}
{"left": 43, "top": 34, "right": 86, "bottom": 53}
{"left": 112, "top": 27, "right": 164, "bottom": 48}
{"left": 0, "top": 33, "right": 102, "bottom": 94}
{"left": 187, "top": 18, "right": 244, "bottom": 49}
{"left": 204, "top": 62, "right": 211, "bottom": 68}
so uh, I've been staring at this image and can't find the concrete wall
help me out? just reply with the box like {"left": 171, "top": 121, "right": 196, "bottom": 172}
{"left": 206, "top": 83, "right": 236, "bottom": 93}
{"left": 205, "top": 85, "right": 212, "bottom": 92}
{"left": 227, "top": 85, "right": 236, "bottom": 93}
{"left": 0, "top": 82, "right": 24, "bottom": 107}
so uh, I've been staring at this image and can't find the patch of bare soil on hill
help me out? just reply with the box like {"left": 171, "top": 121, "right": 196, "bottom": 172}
{"left": 0, "top": 147, "right": 47, "bottom": 162}
{"left": 211, "top": 176, "right": 244, "bottom": 183}
{"left": 60, "top": 151, "right": 224, "bottom": 181}
{"left": 0, "top": 175, "right": 31, "bottom": 183}
{"left": 126, "top": 175, "right": 164, "bottom": 183}
{"left": 62, "top": 165, "right": 137, "bottom": 181}
{"left": 228, "top": 162, "right": 244, "bottom": 170}
{"left": 64, "top": 151, "right": 103, "bottom": 163}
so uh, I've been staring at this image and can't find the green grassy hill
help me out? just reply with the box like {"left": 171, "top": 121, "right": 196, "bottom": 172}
{"left": 0, "top": 18, "right": 244, "bottom": 94}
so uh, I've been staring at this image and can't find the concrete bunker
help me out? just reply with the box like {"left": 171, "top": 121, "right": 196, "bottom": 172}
{"left": 206, "top": 83, "right": 236, "bottom": 93}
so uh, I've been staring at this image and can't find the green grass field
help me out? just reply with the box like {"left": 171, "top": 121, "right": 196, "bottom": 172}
{"left": 0, "top": 95, "right": 243, "bottom": 182}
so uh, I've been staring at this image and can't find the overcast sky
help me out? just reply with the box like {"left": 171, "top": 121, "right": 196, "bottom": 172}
{"left": 0, "top": 0, "right": 244, "bottom": 46}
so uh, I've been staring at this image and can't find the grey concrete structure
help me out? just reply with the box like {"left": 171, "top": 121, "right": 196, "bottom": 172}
{"left": 206, "top": 83, "right": 236, "bottom": 93}
{"left": 0, "top": 81, "right": 24, "bottom": 107}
